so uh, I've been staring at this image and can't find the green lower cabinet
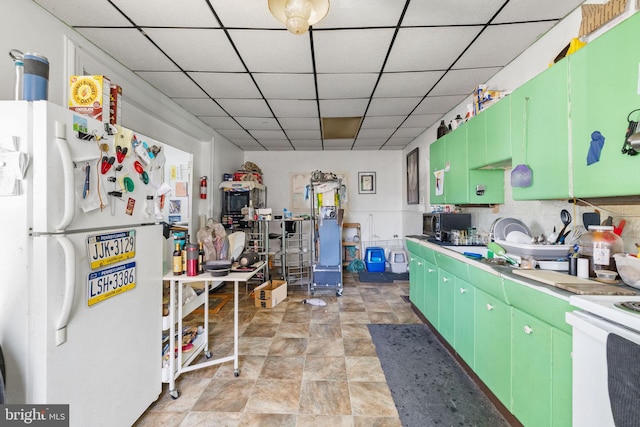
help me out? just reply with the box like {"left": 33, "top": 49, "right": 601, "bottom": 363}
{"left": 551, "top": 329, "right": 572, "bottom": 427}
{"left": 423, "top": 260, "right": 439, "bottom": 327}
{"left": 453, "top": 279, "right": 475, "bottom": 368}
{"left": 437, "top": 269, "right": 456, "bottom": 345}
{"left": 475, "top": 288, "right": 512, "bottom": 407}
{"left": 409, "top": 254, "right": 425, "bottom": 314}
{"left": 511, "top": 309, "right": 553, "bottom": 427}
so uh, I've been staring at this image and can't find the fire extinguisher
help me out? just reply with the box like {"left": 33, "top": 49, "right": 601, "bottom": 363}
{"left": 199, "top": 176, "right": 207, "bottom": 199}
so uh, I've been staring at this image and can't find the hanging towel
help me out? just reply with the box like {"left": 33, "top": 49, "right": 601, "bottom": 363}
{"left": 587, "top": 131, "right": 605, "bottom": 165}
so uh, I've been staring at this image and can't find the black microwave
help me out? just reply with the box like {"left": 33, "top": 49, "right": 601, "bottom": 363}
{"left": 423, "top": 213, "right": 472, "bottom": 241}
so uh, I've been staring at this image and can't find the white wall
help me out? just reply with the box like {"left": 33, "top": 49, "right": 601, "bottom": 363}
{"left": 243, "top": 150, "right": 404, "bottom": 245}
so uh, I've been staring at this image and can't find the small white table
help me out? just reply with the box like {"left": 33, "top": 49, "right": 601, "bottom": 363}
{"left": 162, "top": 261, "right": 266, "bottom": 399}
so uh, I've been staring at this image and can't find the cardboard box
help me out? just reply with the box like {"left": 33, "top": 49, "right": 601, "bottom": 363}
{"left": 254, "top": 280, "right": 287, "bottom": 308}
{"left": 110, "top": 84, "right": 122, "bottom": 125}
{"left": 69, "top": 75, "right": 111, "bottom": 123}
{"left": 578, "top": 0, "right": 627, "bottom": 37}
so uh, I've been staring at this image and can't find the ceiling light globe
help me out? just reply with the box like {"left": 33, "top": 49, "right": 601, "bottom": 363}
{"left": 284, "top": 0, "right": 312, "bottom": 34}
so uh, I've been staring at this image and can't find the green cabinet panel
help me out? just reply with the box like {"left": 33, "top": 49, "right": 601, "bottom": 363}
{"left": 503, "top": 279, "right": 575, "bottom": 333}
{"left": 485, "top": 97, "right": 512, "bottom": 166}
{"left": 444, "top": 128, "right": 470, "bottom": 204}
{"left": 510, "top": 60, "right": 570, "bottom": 200}
{"left": 475, "top": 288, "right": 512, "bottom": 407}
{"left": 437, "top": 268, "right": 456, "bottom": 345}
{"left": 406, "top": 239, "right": 421, "bottom": 257}
{"left": 511, "top": 309, "right": 553, "bottom": 427}
{"left": 468, "top": 169, "right": 505, "bottom": 204}
{"left": 551, "top": 329, "right": 572, "bottom": 427}
{"left": 454, "top": 279, "right": 475, "bottom": 368}
{"left": 435, "top": 252, "right": 470, "bottom": 282}
{"left": 468, "top": 264, "right": 507, "bottom": 301}
{"left": 419, "top": 245, "right": 437, "bottom": 265}
{"left": 467, "top": 113, "right": 486, "bottom": 169}
{"left": 569, "top": 12, "right": 640, "bottom": 197}
{"left": 409, "top": 254, "right": 425, "bottom": 314}
{"left": 423, "top": 260, "right": 439, "bottom": 326}
{"left": 429, "top": 136, "right": 447, "bottom": 205}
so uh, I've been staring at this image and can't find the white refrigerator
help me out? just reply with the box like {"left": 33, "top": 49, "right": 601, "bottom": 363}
{"left": 0, "top": 101, "right": 163, "bottom": 426}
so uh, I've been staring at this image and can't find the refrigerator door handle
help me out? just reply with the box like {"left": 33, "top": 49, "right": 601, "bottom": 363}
{"left": 55, "top": 121, "right": 75, "bottom": 231}
{"left": 55, "top": 235, "right": 76, "bottom": 346}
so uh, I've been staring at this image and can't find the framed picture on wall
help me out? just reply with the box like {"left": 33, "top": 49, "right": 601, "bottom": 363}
{"left": 407, "top": 148, "right": 419, "bottom": 204}
{"left": 358, "top": 172, "right": 376, "bottom": 194}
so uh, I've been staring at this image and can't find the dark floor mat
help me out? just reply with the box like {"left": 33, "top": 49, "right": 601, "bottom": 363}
{"left": 368, "top": 324, "right": 509, "bottom": 427}
{"left": 384, "top": 272, "right": 409, "bottom": 281}
{"left": 358, "top": 272, "right": 391, "bottom": 282}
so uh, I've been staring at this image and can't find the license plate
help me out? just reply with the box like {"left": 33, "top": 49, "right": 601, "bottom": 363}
{"left": 86, "top": 231, "right": 135, "bottom": 269}
{"left": 87, "top": 262, "right": 136, "bottom": 307}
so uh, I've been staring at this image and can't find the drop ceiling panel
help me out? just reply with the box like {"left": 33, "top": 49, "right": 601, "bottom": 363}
{"left": 367, "top": 98, "right": 422, "bottom": 116}
{"left": 199, "top": 116, "right": 243, "bottom": 129}
{"left": 144, "top": 29, "right": 244, "bottom": 72}
{"left": 285, "top": 130, "right": 322, "bottom": 139}
{"left": 403, "top": 114, "right": 442, "bottom": 128}
{"left": 314, "top": 0, "right": 406, "bottom": 28}
{"left": 394, "top": 127, "right": 424, "bottom": 138}
{"left": 235, "top": 117, "right": 280, "bottom": 130}
{"left": 494, "top": 0, "right": 583, "bottom": 23}
{"left": 173, "top": 98, "right": 226, "bottom": 116}
{"left": 232, "top": 140, "right": 265, "bottom": 150}
{"left": 358, "top": 128, "right": 395, "bottom": 139}
{"left": 317, "top": 73, "right": 378, "bottom": 100}
{"left": 230, "top": 30, "right": 313, "bottom": 73}
{"left": 210, "top": 0, "right": 282, "bottom": 28}
{"left": 111, "top": 0, "right": 219, "bottom": 27}
{"left": 319, "top": 99, "right": 369, "bottom": 117}
{"left": 215, "top": 99, "right": 272, "bottom": 116}
{"left": 136, "top": 72, "right": 206, "bottom": 98}
{"left": 385, "top": 27, "right": 482, "bottom": 72}
{"left": 414, "top": 95, "right": 467, "bottom": 115}
{"left": 375, "top": 71, "right": 445, "bottom": 98}
{"left": 279, "top": 117, "right": 321, "bottom": 130}
{"left": 217, "top": 129, "right": 254, "bottom": 140}
{"left": 314, "top": 29, "right": 395, "bottom": 73}
{"left": 455, "top": 21, "right": 557, "bottom": 69}
{"left": 323, "top": 139, "right": 355, "bottom": 150}
{"left": 250, "top": 130, "right": 287, "bottom": 140}
{"left": 76, "top": 28, "right": 179, "bottom": 71}
{"left": 429, "top": 67, "right": 502, "bottom": 97}
{"left": 384, "top": 137, "right": 414, "bottom": 146}
{"left": 361, "top": 116, "right": 406, "bottom": 129}
{"left": 34, "top": 0, "right": 130, "bottom": 26}
{"left": 403, "top": 0, "right": 506, "bottom": 26}
{"left": 269, "top": 100, "right": 318, "bottom": 117}
{"left": 253, "top": 74, "right": 317, "bottom": 99}
{"left": 189, "top": 72, "right": 262, "bottom": 98}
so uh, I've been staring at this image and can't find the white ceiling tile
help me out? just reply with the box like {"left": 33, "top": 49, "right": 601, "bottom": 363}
{"left": 385, "top": 137, "right": 414, "bottom": 145}
{"left": 189, "top": 72, "right": 261, "bottom": 98}
{"left": 111, "top": 0, "right": 219, "bottom": 27}
{"left": 352, "top": 145, "right": 383, "bottom": 150}
{"left": 279, "top": 118, "right": 321, "bottom": 130}
{"left": 286, "top": 130, "right": 322, "bottom": 139}
{"left": 233, "top": 140, "right": 266, "bottom": 150}
{"left": 385, "top": 27, "right": 482, "bottom": 72}
{"left": 319, "top": 99, "right": 368, "bottom": 117}
{"left": 354, "top": 138, "right": 387, "bottom": 145}
{"left": 136, "top": 72, "right": 206, "bottom": 98}
{"left": 361, "top": 116, "right": 406, "bottom": 129}
{"left": 249, "top": 130, "right": 287, "bottom": 140}
{"left": 455, "top": 22, "right": 556, "bottom": 69}
{"left": 269, "top": 100, "right": 318, "bottom": 117}
{"left": 76, "top": 28, "right": 179, "bottom": 71}
{"left": 358, "top": 128, "right": 395, "bottom": 139}
{"left": 218, "top": 129, "right": 254, "bottom": 140}
{"left": 210, "top": 0, "right": 282, "bottom": 27}
{"left": 215, "top": 99, "right": 272, "bottom": 116}
{"left": 290, "top": 140, "right": 325, "bottom": 147}
{"left": 254, "top": 74, "right": 316, "bottom": 99}
{"left": 403, "top": 0, "right": 505, "bottom": 26}
{"left": 144, "top": 29, "right": 244, "bottom": 72}
{"left": 314, "top": 0, "right": 406, "bottom": 28}
{"left": 323, "top": 139, "right": 355, "bottom": 149}
{"left": 314, "top": 29, "right": 395, "bottom": 73}
{"left": 375, "top": 71, "right": 445, "bottom": 98}
{"left": 199, "top": 116, "right": 242, "bottom": 129}
{"left": 173, "top": 98, "right": 226, "bottom": 116}
{"left": 403, "top": 114, "right": 442, "bottom": 128}
{"left": 229, "top": 30, "right": 313, "bottom": 73}
{"left": 430, "top": 68, "right": 502, "bottom": 96}
{"left": 235, "top": 117, "right": 280, "bottom": 130}
{"left": 367, "top": 98, "right": 422, "bottom": 116}
{"left": 394, "top": 127, "right": 424, "bottom": 138}
{"left": 494, "top": 0, "right": 583, "bottom": 23}
{"left": 317, "top": 73, "right": 378, "bottom": 99}
{"left": 414, "top": 95, "right": 467, "bottom": 115}
{"left": 34, "top": 0, "right": 131, "bottom": 26}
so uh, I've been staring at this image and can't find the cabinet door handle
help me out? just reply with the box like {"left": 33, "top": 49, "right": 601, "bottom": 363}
{"left": 459, "top": 288, "right": 466, "bottom": 293}
{"left": 428, "top": 268, "right": 434, "bottom": 273}
{"left": 443, "top": 277, "right": 449, "bottom": 283}
{"left": 486, "top": 304, "right": 494, "bottom": 311}
{"left": 418, "top": 262, "right": 423, "bottom": 266}
{"left": 523, "top": 325, "right": 533, "bottom": 334}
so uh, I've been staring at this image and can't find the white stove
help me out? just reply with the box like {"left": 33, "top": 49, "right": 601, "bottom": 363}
{"left": 569, "top": 294, "right": 640, "bottom": 332}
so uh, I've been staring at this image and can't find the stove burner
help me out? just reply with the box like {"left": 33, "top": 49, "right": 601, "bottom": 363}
{"left": 615, "top": 301, "right": 640, "bottom": 314}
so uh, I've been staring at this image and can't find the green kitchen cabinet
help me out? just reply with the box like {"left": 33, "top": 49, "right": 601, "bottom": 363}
{"left": 551, "top": 329, "right": 572, "bottom": 427}
{"left": 437, "top": 268, "right": 456, "bottom": 345}
{"left": 453, "top": 278, "right": 475, "bottom": 368}
{"left": 466, "top": 112, "right": 487, "bottom": 170}
{"left": 423, "top": 259, "right": 439, "bottom": 327}
{"left": 467, "top": 97, "right": 512, "bottom": 169}
{"left": 511, "top": 308, "right": 553, "bottom": 427}
{"left": 510, "top": 59, "right": 570, "bottom": 200}
{"left": 569, "top": 12, "right": 640, "bottom": 197}
{"left": 409, "top": 254, "right": 425, "bottom": 314}
{"left": 475, "top": 288, "right": 512, "bottom": 408}
{"left": 429, "top": 136, "right": 447, "bottom": 205}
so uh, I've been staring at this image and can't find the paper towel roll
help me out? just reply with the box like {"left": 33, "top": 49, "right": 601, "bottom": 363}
{"left": 577, "top": 258, "right": 589, "bottom": 279}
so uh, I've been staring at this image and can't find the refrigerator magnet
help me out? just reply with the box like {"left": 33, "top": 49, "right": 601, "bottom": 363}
{"left": 125, "top": 197, "right": 135, "bottom": 215}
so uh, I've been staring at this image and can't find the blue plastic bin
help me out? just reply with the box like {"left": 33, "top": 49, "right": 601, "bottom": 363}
{"left": 365, "top": 247, "right": 386, "bottom": 272}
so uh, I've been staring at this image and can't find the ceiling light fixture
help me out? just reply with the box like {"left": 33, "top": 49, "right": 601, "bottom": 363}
{"left": 268, "top": 0, "right": 330, "bottom": 35}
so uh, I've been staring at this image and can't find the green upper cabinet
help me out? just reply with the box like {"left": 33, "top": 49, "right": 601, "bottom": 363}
{"left": 569, "top": 12, "right": 640, "bottom": 197}
{"left": 510, "top": 59, "right": 570, "bottom": 200}
{"left": 443, "top": 127, "right": 470, "bottom": 204}
{"left": 468, "top": 97, "right": 512, "bottom": 169}
{"left": 466, "top": 112, "right": 487, "bottom": 169}
{"left": 429, "top": 135, "right": 447, "bottom": 205}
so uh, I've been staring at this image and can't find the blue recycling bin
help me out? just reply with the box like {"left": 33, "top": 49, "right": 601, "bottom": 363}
{"left": 365, "top": 247, "right": 385, "bottom": 272}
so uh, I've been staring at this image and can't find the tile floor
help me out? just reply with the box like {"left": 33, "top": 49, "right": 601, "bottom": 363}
{"left": 134, "top": 273, "right": 421, "bottom": 426}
